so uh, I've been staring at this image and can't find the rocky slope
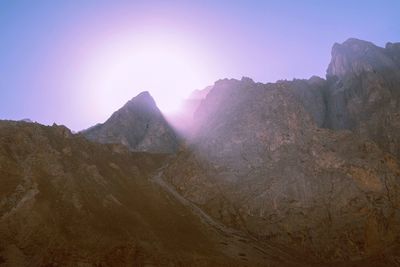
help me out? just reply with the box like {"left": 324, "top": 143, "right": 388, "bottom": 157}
{"left": 163, "top": 39, "right": 400, "bottom": 266}
{"left": 0, "top": 121, "right": 291, "bottom": 266}
{"left": 83, "top": 91, "right": 179, "bottom": 153}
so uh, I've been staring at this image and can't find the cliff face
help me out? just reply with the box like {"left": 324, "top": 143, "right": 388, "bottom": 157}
{"left": 82, "top": 91, "right": 179, "bottom": 153}
{"left": 325, "top": 38, "right": 400, "bottom": 158}
{"left": 163, "top": 39, "right": 400, "bottom": 265}
{"left": 164, "top": 76, "right": 400, "bottom": 264}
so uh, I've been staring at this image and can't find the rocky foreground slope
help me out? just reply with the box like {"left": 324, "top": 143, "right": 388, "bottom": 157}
{"left": 0, "top": 121, "right": 289, "bottom": 266}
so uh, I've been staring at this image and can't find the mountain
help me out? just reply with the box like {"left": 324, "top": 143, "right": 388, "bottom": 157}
{"left": 162, "top": 39, "right": 400, "bottom": 265}
{"left": 0, "top": 121, "right": 288, "bottom": 266}
{"left": 1, "top": 38, "right": 400, "bottom": 267}
{"left": 82, "top": 91, "right": 179, "bottom": 153}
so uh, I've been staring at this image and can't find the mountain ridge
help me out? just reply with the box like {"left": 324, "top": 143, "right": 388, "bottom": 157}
{"left": 1, "top": 37, "right": 400, "bottom": 266}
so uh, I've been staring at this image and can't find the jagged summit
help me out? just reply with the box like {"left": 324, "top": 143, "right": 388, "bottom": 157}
{"left": 327, "top": 38, "right": 381, "bottom": 78}
{"left": 128, "top": 91, "right": 156, "bottom": 105}
{"left": 330, "top": 38, "right": 379, "bottom": 57}
{"left": 339, "top": 37, "right": 376, "bottom": 48}
{"left": 135, "top": 90, "right": 151, "bottom": 98}
{"left": 119, "top": 91, "right": 158, "bottom": 113}
{"left": 327, "top": 38, "right": 399, "bottom": 78}
{"left": 323, "top": 38, "right": 400, "bottom": 159}
{"left": 82, "top": 91, "right": 179, "bottom": 153}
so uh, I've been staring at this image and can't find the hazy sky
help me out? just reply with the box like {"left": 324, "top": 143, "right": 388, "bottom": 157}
{"left": 0, "top": 0, "right": 399, "bottom": 130}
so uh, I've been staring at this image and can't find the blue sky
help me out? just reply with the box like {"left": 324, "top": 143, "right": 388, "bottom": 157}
{"left": 0, "top": 0, "right": 399, "bottom": 130}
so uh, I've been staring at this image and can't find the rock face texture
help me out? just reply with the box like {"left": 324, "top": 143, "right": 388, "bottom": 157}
{"left": 325, "top": 38, "right": 400, "bottom": 158}
{"left": 83, "top": 91, "right": 179, "bottom": 153}
{"left": 163, "top": 39, "right": 400, "bottom": 266}
{"left": 0, "top": 121, "right": 280, "bottom": 266}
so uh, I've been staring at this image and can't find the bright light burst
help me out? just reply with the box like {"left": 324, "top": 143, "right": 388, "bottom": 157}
{"left": 77, "top": 31, "right": 213, "bottom": 122}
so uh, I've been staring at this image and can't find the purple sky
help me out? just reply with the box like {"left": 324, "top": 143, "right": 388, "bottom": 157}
{"left": 0, "top": 0, "right": 399, "bottom": 131}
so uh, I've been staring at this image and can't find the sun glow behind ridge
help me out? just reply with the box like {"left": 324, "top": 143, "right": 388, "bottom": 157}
{"left": 76, "top": 31, "right": 214, "bottom": 125}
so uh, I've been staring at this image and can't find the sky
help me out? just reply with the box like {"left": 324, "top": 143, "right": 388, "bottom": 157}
{"left": 0, "top": 0, "right": 399, "bottom": 131}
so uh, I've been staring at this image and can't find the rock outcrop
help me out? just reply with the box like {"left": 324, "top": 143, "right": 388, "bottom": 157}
{"left": 325, "top": 38, "right": 400, "bottom": 158}
{"left": 82, "top": 91, "right": 179, "bottom": 153}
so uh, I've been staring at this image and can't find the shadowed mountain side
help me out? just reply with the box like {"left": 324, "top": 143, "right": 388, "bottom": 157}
{"left": 0, "top": 121, "right": 300, "bottom": 266}
{"left": 82, "top": 91, "right": 179, "bottom": 154}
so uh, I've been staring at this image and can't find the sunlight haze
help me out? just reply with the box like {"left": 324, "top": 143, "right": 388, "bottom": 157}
{"left": 0, "top": 0, "right": 399, "bottom": 130}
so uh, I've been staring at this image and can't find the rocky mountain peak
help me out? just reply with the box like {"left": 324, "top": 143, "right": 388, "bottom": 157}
{"left": 129, "top": 90, "right": 155, "bottom": 104}
{"left": 122, "top": 91, "right": 158, "bottom": 113}
{"left": 322, "top": 38, "right": 400, "bottom": 157}
{"left": 326, "top": 38, "right": 400, "bottom": 81}
{"left": 330, "top": 38, "right": 378, "bottom": 58}
{"left": 340, "top": 37, "right": 376, "bottom": 50}
{"left": 327, "top": 38, "right": 383, "bottom": 78}
{"left": 82, "top": 91, "right": 179, "bottom": 153}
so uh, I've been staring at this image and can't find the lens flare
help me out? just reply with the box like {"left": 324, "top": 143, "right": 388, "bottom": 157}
{"left": 76, "top": 32, "right": 213, "bottom": 123}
